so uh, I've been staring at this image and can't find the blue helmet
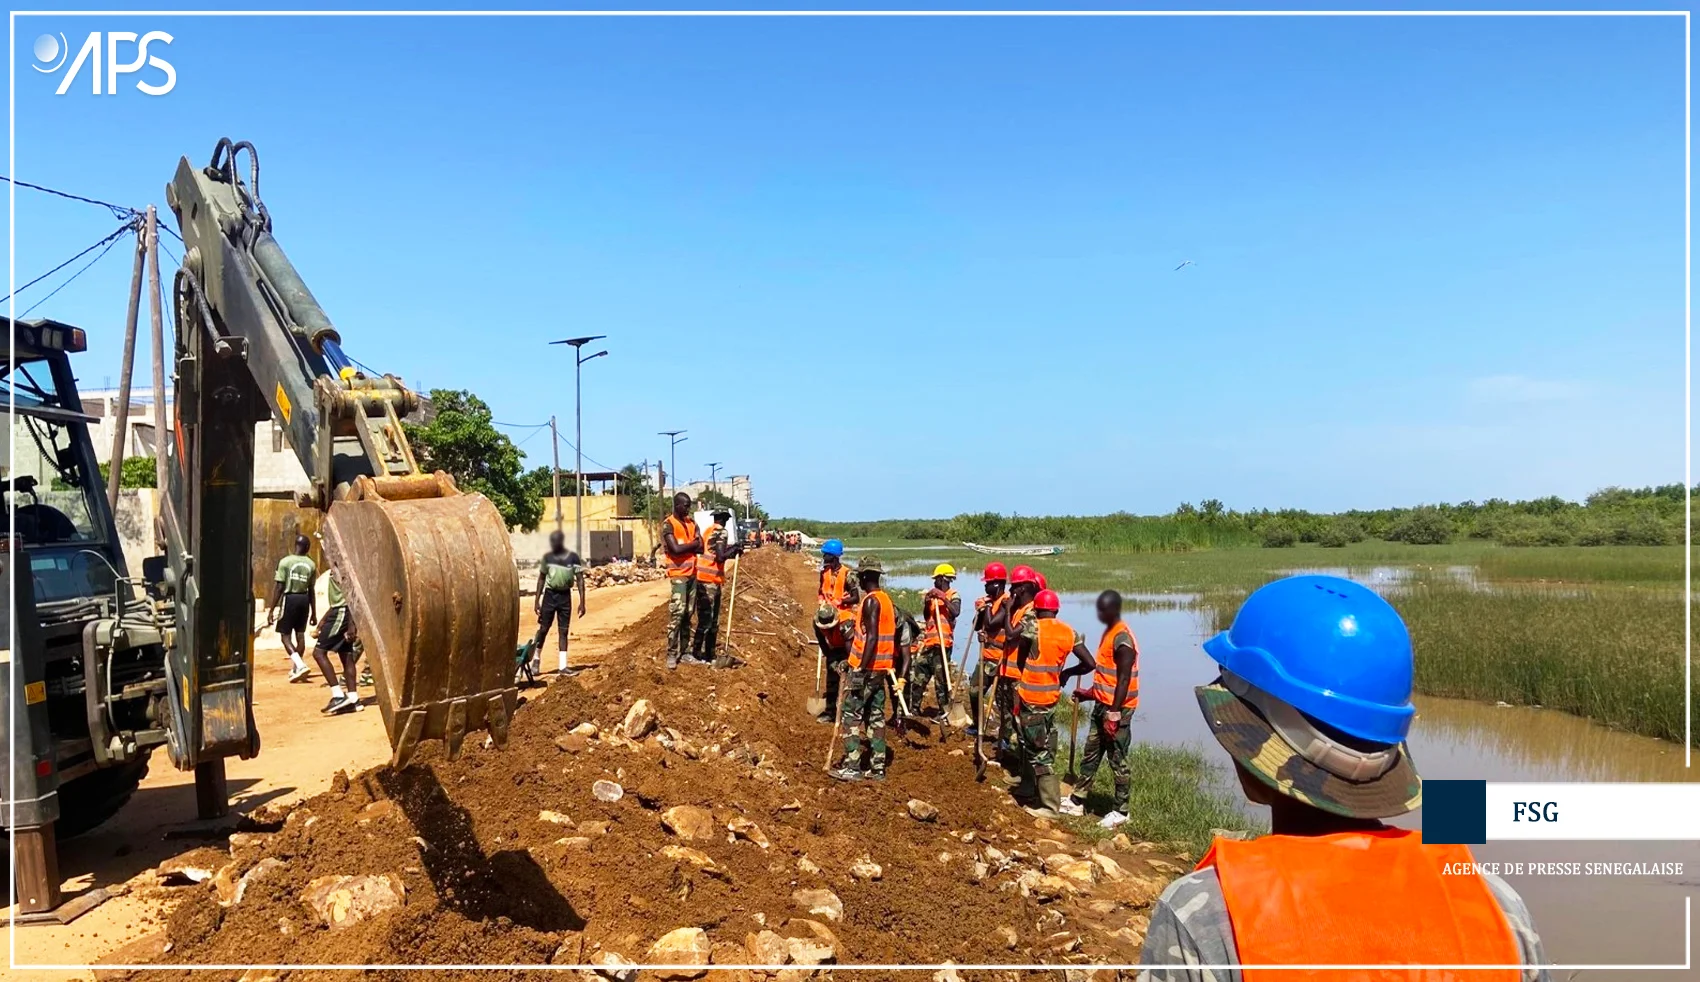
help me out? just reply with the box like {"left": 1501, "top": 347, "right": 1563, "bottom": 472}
{"left": 1202, "top": 575, "right": 1414, "bottom": 746}
{"left": 821, "top": 538, "right": 844, "bottom": 557}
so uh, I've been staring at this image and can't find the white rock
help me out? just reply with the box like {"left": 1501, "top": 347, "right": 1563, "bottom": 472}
{"left": 791, "top": 887, "right": 843, "bottom": 923}
{"left": 539, "top": 810, "right": 574, "bottom": 825}
{"left": 848, "top": 856, "right": 883, "bottom": 881}
{"left": 647, "top": 927, "right": 711, "bottom": 980}
{"left": 906, "top": 798, "right": 939, "bottom": 822}
{"left": 300, "top": 874, "right": 405, "bottom": 930}
{"left": 621, "top": 699, "right": 658, "bottom": 740}
{"left": 580, "top": 951, "right": 637, "bottom": 982}
{"left": 746, "top": 929, "right": 791, "bottom": 966}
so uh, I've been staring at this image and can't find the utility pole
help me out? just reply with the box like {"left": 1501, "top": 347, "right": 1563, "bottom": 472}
{"left": 659, "top": 430, "right": 687, "bottom": 500}
{"left": 145, "top": 205, "right": 167, "bottom": 499}
{"left": 550, "top": 336, "right": 609, "bottom": 561}
{"left": 705, "top": 462, "right": 722, "bottom": 502}
{"left": 550, "top": 415, "right": 562, "bottom": 533}
{"left": 107, "top": 221, "right": 146, "bottom": 516}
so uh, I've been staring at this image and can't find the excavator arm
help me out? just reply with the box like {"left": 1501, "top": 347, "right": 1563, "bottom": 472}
{"left": 158, "top": 139, "right": 519, "bottom": 770}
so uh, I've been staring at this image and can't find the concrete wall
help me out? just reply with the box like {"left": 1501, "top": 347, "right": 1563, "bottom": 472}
{"left": 84, "top": 387, "right": 311, "bottom": 496}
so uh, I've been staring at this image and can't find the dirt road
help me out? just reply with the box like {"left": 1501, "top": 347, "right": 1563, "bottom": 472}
{"left": 15, "top": 551, "right": 1172, "bottom": 979}
{"left": 6, "top": 578, "right": 669, "bottom": 981}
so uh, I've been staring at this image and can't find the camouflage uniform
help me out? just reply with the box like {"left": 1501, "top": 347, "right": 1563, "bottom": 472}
{"left": 906, "top": 643, "right": 949, "bottom": 713}
{"left": 1137, "top": 865, "right": 1552, "bottom": 981}
{"left": 691, "top": 581, "right": 722, "bottom": 665}
{"left": 666, "top": 577, "right": 696, "bottom": 667}
{"left": 1010, "top": 613, "right": 1083, "bottom": 812}
{"left": 838, "top": 668, "right": 889, "bottom": 775}
{"left": 1071, "top": 700, "right": 1132, "bottom": 808}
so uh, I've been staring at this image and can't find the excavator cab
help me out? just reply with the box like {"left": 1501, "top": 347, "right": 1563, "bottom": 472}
{"left": 164, "top": 139, "right": 518, "bottom": 767}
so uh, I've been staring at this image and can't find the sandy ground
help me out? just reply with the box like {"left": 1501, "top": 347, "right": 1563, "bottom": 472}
{"left": 5, "top": 578, "right": 668, "bottom": 979}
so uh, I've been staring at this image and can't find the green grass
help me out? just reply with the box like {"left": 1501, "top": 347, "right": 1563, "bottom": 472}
{"left": 1046, "top": 699, "right": 1263, "bottom": 855}
{"left": 1061, "top": 741, "right": 1264, "bottom": 855}
{"left": 1474, "top": 546, "right": 1684, "bottom": 585}
{"left": 868, "top": 540, "right": 1693, "bottom": 747}
{"left": 1397, "top": 580, "right": 1690, "bottom": 744}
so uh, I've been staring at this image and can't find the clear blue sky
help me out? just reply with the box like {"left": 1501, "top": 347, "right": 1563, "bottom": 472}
{"left": 12, "top": 10, "right": 1688, "bottom": 521}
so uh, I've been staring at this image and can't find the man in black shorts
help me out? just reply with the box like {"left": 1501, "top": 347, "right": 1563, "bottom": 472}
{"left": 532, "top": 529, "right": 586, "bottom": 675}
{"left": 268, "top": 534, "right": 316, "bottom": 682}
{"left": 310, "top": 572, "right": 363, "bottom": 715}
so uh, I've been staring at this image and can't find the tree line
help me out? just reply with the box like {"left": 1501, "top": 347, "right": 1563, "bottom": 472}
{"left": 777, "top": 485, "right": 1695, "bottom": 551}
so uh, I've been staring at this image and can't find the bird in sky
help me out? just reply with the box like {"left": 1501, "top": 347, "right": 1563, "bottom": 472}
{"left": 1174, "top": 260, "right": 1196, "bottom": 271}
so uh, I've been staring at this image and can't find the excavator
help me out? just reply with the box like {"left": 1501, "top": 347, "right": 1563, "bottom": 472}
{"left": 4, "top": 139, "right": 519, "bottom": 919}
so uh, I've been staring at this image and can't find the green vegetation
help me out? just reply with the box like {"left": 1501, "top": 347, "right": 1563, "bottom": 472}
{"left": 1062, "top": 741, "right": 1263, "bottom": 854}
{"left": 405, "top": 389, "right": 544, "bottom": 531}
{"left": 1396, "top": 582, "right": 1688, "bottom": 745}
{"left": 95, "top": 455, "right": 157, "bottom": 489}
{"left": 779, "top": 484, "right": 1695, "bottom": 552}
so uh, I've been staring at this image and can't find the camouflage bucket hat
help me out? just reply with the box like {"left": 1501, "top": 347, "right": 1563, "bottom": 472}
{"left": 1196, "top": 681, "right": 1422, "bottom": 820}
{"left": 856, "top": 555, "right": 884, "bottom": 574}
{"left": 815, "top": 603, "right": 838, "bottom": 628}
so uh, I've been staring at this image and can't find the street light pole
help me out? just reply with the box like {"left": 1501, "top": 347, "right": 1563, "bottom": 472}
{"left": 659, "top": 430, "right": 687, "bottom": 501}
{"left": 550, "top": 335, "right": 608, "bottom": 561}
{"left": 705, "top": 462, "right": 722, "bottom": 502}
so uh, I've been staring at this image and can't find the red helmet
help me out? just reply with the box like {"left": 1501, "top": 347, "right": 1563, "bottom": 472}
{"left": 981, "top": 562, "right": 1008, "bottom": 582}
{"left": 1009, "top": 565, "right": 1039, "bottom": 586}
{"left": 1037, "top": 572, "right": 1049, "bottom": 590}
{"left": 1034, "top": 589, "right": 1061, "bottom": 612}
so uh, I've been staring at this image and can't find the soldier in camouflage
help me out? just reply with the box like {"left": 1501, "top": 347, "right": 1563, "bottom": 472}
{"left": 1138, "top": 575, "right": 1551, "bottom": 980}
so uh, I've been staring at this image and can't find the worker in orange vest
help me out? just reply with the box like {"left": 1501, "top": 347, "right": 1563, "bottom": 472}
{"left": 1007, "top": 588, "right": 1094, "bottom": 816}
{"left": 1062, "top": 589, "right": 1139, "bottom": 820}
{"left": 661, "top": 492, "right": 703, "bottom": 670}
{"left": 830, "top": 555, "right": 905, "bottom": 782}
{"left": 908, "top": 563, "right": 960, "bottom": 715}
{"left": 692, "top": 508, "right": 743, "bottom": 668}
{"left": 982, "top": 564, "right": 1043, "bottom": 765}
{"left": 968, "top": 562, "right": 1007, "bottom": 741}
{"left": 812, "top": 538, "right": 859, "bottom": 722}
{"left": 1139, "top": 575, "right": 1549, "bottom": 978}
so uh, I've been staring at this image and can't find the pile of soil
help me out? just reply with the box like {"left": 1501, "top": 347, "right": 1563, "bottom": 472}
{"left": 127, "top": 550, "right": 1177, "bottom": 980}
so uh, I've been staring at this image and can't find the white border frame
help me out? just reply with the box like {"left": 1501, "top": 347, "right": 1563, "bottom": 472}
{"left": 6, "top": 7, "right": 1693, "bottom": 971}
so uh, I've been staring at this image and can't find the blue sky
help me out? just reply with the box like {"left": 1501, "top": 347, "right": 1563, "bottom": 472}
{"left": 10, "top": 11, "right": 1688, "bottom": 520}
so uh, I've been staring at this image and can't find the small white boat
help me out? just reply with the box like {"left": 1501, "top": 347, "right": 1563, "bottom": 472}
{"left": 961, "top": 542, "right": 1065, "bottom": 557}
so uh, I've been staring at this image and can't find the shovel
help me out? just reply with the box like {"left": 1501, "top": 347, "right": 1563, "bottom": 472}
{"left": 805, "top": 647, "right": 827, "bottom": 717}
{"left": 942, "top": 618, "right": 973, "bottom": 730}
{"left": 973, "top": 663, "right": 988, "bottom": 782}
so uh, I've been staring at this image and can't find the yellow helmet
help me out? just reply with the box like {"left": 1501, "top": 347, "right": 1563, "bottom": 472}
{"left": 931, "top": 563, "right": 957, "bottom": 579}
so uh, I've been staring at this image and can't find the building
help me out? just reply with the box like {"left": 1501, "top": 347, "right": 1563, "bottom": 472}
{"left": 676, "top": 474, "right": 752, "bottom": 508}
{"left": 82, "top": 386, "right": 311, "bottom": 497}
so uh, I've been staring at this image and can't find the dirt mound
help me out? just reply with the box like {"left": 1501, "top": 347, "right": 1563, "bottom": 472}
{"left": 127, "top": 550, "right": 1170, "bottom": 979}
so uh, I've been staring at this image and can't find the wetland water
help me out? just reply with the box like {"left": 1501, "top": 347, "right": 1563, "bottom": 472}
{"left": 887, "top": 569, "right": 1697, "bottom": 976}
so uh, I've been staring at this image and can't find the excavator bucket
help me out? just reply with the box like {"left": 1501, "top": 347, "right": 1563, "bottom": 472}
{"left": 319, "top": 476, "right": 520, "bottom": 769}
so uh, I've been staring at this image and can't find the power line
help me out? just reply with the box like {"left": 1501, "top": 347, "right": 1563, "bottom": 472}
{"left": 5, "top": 219, "right": 137, "bottom": 307}
{"left": 555, "top": 428, "right": 616, "bottom": 474}
{"left": 3, "top": 175, "right": 141, "bottom": 222}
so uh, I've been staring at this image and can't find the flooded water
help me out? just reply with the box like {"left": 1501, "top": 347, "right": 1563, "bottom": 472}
{"left": 889, "top": 574, "right": 1697, "bottom": 976}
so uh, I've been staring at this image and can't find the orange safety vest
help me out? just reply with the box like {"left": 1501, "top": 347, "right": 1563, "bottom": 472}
{"left": 1000, "top": 602, "right": 1032, "bottom": 679}
{"left": 819, "top": 564, "right": 851, "bottom": 607}
{"left": 664, "top": 515, "right": 700, "bottom": 579}
{"left": 1091, "top": 621, "right": 1139, "bottom": 710}
{"left": 1018, "top": 616, "right": 1073, "bottom": 708}
{"left": 922, "top": 588, "right": 958, "bottom": 649}
{"left": 981, "top": 594, "right": 1007, "bottom": 674}
{"left": 1198, "top": 830, "right": 1520, "bottom": 980}
{"left": 850, "top": 589, "right": 897, "bottom": 672}
{"left": 697, "top": 524, "right": 725, "bottom": 585}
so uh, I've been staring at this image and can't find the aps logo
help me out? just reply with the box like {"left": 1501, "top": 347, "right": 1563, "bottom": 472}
{"left": 31, "top": 31, "right": 176, "bottom": 96}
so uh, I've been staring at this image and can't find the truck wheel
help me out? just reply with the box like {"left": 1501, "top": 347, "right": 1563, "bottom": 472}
{"left": 55, "top": 756, "right": 151, "bottom": 839}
